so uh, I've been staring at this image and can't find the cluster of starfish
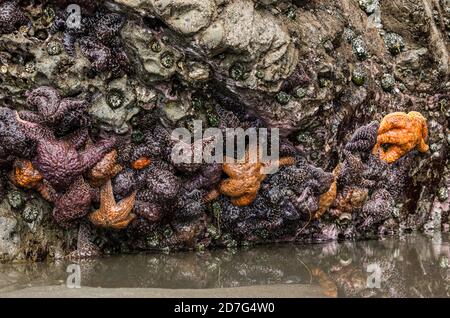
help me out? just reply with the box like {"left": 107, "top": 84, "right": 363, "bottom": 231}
{"left": 50, "top": 8, "right": 129, "bottom": 75}
{"left": 0, "top": 78, "right": 431, "bottom": 254}
{"left": 214, "top": 154, "right": 334, "bottom": 241}
{"left": 3, "top": 87, "right": 124, "bottom": 228}
{"left": 321, "top": 112, "right": 429, "bottom": 234}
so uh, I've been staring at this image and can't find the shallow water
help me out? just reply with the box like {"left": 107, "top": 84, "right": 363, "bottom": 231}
{"left": 0, "top": 233, "right": 449, "bottom": 298}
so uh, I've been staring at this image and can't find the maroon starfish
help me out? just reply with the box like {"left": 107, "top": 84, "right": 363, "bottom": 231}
{"left": 51, "top": 176, "right": 98, "bottom": 227}
{"left": 16, "top": 112, "right": 115, "bottom": 192}
{"left": 19, "top": 86, "right": 88, "bottom": 126}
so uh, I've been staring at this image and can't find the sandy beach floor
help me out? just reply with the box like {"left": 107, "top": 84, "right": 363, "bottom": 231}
{"left": 0, "top": 284, "right": 327, "bottom": 298}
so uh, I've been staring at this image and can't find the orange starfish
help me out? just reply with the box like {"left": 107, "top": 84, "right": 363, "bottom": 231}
{"left": 372, "top": 111, "right": 429, "bottom": 163}
{"left": 329, "top": 187, "right": 369, "bottom": 220}
{"left": 204, "top": 188, "right": 221, "bottom": 203}
{"left": 131, "top": 156, "right": 151, "bottom": 170}
{"left": 311, "top": 268, "right": 338, "bottom": 298}
{"left": 89, "top": 179, "right": 136, "bottom": 229}
{"left": 314, "top": 164, "right": 341, "bottom": 219}
{"left": 9, "top": 159, "right": 43, "bottom": 189}
{"left": 87, "top": 149, "right": 122, "bottom": 187}
{"left": 219, "top": 148, "right": 295, "bottom": 206}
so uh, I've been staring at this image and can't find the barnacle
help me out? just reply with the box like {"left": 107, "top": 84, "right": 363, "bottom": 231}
{"left": 89, "top": 179, "right": 136, "bottom": 229}
{"left": 9, "top": 159, "right": 43, "bottom": 189}
{"left": 372, "top": 111, "right": 429, "bottom": 163}
{"left": 219, "top": 148, "right": 295, "bottom": 206}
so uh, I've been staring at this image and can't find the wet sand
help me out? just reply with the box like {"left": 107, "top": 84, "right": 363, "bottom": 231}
{"left": 0, "top": 284, "right": 327, "bottom": 298}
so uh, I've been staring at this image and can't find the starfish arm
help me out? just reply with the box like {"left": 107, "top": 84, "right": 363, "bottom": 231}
{"left": 76, "top": 222, "right": 95, "bottom": 251}
{"left": 26, "top": 86, "right": 61, "bottom": 113}
{"left": 15, "top": 112, "right": 54, "bottom": 141}
{"left": 89, "top": 211, "right": 105, "bottom": 227}
{"left": 223, "top": 163, "right": 243, "bottom": 178}
{"left": 77, "top": 138, "right": 116, "bottom": 172}
{"left": 417, "top": 138, "right": 429, "bottom": 153}
{"left": 63, "top": 128, "right": 89, "bottom": 150}
{"left": 48, "top": 99, "right": 87, "bottom": 123}
{"left": 17, "top": 111, "right": 45, "bottom": 124}
{"left": 131, "top": 144, "right": 153, "bottom": 162}
{"left": 378, "top": 113, "right": 408, "bottom": 134}
{"left": 220, "top": 179, "right": 246, "bottom": 197}
{"left": 376, "top": 129, "right": 408, "bottom": 145}
{"left": 231, "top": 192, "right": 258, "bottom": 206}
{"left": 100, "top": 179, "right": 116, "bottom": 212}
{"left": 114, "top": 191, "right": 137, "bottom": 220}
{"left": 63, "top": 32, "right": 76, "bottom": 57}
{"left": 111, "top": 214, "right": 135, "bottom": 230}
{"left": 380, "top": 145, "right": 403, "bottom": 163}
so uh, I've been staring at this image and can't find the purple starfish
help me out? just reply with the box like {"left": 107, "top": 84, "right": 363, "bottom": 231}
{"left": 16, "top": 113, "right": 115, "bottom": 192}
{"left": 0, "top": 1, "right": 29, "bottom": 35}
{"left": 19, "top": 86, "right": 88, "bottom": 127}
{"left": 0, "top": 107, "right": 36, "bottom": 162}
{"left": 51, "top": 176, "right": 98, "bottom": 227}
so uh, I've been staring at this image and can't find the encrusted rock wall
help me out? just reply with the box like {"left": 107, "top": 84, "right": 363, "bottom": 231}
{"left": 0, "top": 0, "right": 449, "bottom": 262}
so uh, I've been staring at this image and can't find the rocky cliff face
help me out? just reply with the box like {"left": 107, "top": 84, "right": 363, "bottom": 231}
{"left": 0, "top": 0, "right": 448, "bottom": 262}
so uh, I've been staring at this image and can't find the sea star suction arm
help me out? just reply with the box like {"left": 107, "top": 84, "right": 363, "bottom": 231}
{"left": 63, "top": 128, "right": 89, "bottom": 150}
{"left": 77, "top": 137, "right": 116, "bottom": 173}
{"left": 17, "top": 110, "right": 45, "bottom": 124}
{"left": 15, "top": 111, "right": 54, "bottom": 141}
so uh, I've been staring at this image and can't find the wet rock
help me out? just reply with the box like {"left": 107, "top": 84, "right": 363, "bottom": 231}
{"left": 89, "top": 76, "right": 140, "bottom": 134}
{"left": 0, "top": 0, "right": 449, "bottom": 261}
{"left": 117, "top": 0, "right": 299, "bottom": 92}
{"left": 0, "top": 201, "right": 20, "bottom": 261}
{"left": 121, "top": 21, "right": 181, "bottom": 82}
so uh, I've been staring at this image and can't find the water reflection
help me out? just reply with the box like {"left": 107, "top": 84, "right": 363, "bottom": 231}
{"left": 0, "top": 233, "right": 449, "bottom": 297}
